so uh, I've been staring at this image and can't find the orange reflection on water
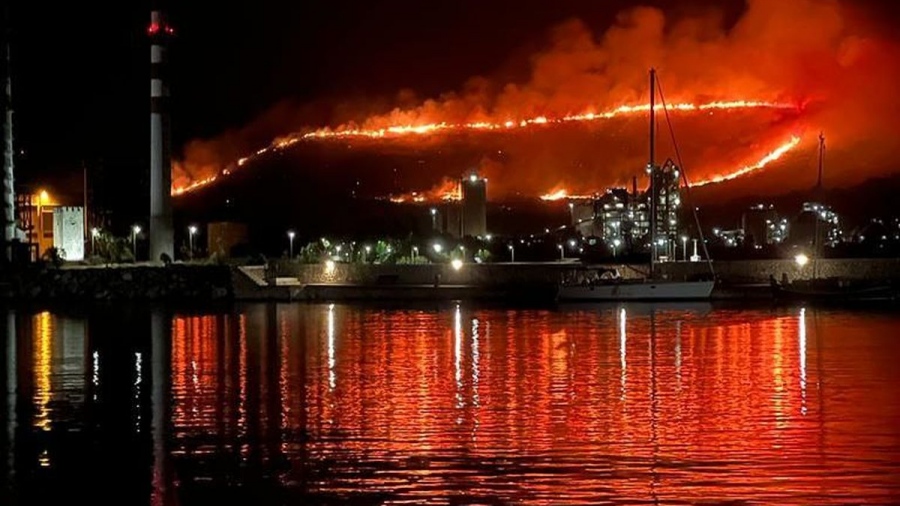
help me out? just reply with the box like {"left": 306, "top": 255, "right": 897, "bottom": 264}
{"left": 33, "top": 312, "right": 52, "bottom": 434}
{"left": 166, "top": 305, "right": 900, "bottom": 504}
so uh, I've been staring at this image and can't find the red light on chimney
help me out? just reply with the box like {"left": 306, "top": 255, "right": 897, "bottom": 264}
{"left": 148, "top": 22, "right": 160, "bottom": 35}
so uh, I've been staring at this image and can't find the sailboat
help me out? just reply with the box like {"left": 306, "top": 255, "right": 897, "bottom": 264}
{"left": 558, "top": 69, "right": 715, "bottom": 301}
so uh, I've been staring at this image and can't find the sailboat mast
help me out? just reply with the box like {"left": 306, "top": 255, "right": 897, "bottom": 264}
{"left": 649, "top": 69, "right": 656, "bottom": 168}
{"left": 816, "top": 132, "right": 825, "bottom": 191}
{"left": 649, "top": 68, "right": 657, "bottom": 276}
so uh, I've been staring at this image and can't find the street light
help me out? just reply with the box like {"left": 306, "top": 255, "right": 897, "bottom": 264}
{"left": 508, "top": 243, "right": 515, "bottom": 263}
{"left": 681, "top": 235, "right": 688, "bottom": 262}
{"left": 612, "top": 238, "right": 621, "bottom": 258}
{"left": 287, "top": 230, "right": 296, "bottom": 258}
{"left": 412, "top": 246, "right": 419, "bottom": 259}
{"left": 433, "top": 242, "right": 443, "bottom": 254}
{"left": 132, "top": 225, "right": 141, "bottom": 260}
{"left": 90, "top": 227, "right": 99, "bottom": 254}
{"left": 188, "top": 225, "right": 198, "bottom": 259}
{"left": 557, "top": 243, "right": 564, "bottom": 260}
{"left": 794, "top": 253, "right": 809, "bottom": 267}
{"left": 430, "top": 207, "right": 438, "bottom": 231}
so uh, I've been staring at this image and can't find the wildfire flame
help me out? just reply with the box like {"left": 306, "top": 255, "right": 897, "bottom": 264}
{"left": 537, "top": 135, "right": 803, "bottom": 200}
{"left": 691, "top": 135, "right": 802, "bottom": 187}
{"left": 539, "top": 189, "right": 596, "bottom": 201}
{"left": 387, "top": 177, "right": 462, "bottom": 203}
{"left": 171, "top": 99, "right": 799, "bottom": 196}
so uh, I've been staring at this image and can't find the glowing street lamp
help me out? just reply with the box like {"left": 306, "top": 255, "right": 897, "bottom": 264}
{"left": 188, "top": 225, "right": 198, "bottom": 259}
{"left": 288, "top": 230, "right": 296, "bottom": 258}
{"left": 794, "top": 253, "right": 809, "bottom": 267}
{"left": 451, "top": 258, "right": 463, "bottom": 271}
{"left": 430, "top": 207, "right": 438, "bottom": 230}
{"left": 508, "top": 243, "right": 515, "bottom": 263}
{"left": 612, "top": 238, "right": 621, "bottom": 258}
{"left": 90, "top": 227, "right": 99, "bottom": 254}
{"left": 433, "top": 242, "right": 443, "bottom": 254}
{"left": 681, "top": 235, "right": 688, "bottom": 262}
{"left": 132, "top": 225, "right": 141, "bottom": 259}
{"left": 557, "top": 243, "right": 564, "bottom": 260}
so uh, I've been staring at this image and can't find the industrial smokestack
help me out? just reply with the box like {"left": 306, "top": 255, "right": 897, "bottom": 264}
{"left": 1, "top": 8, "right": 16, "bottom": 260}
{"left": 149, "top": 10, "right": 173, "bottom": 261}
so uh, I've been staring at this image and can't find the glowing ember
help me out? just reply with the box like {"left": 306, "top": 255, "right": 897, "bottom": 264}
{"left": 171, "top": 99, "right": 798, "bottom": 196}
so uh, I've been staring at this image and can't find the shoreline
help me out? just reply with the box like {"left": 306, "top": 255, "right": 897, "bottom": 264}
{"left": 1, "top": 258, "right": 898, "bottom": 302}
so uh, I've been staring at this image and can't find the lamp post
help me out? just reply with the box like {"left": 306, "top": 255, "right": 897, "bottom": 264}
{"left": 557, "top": 243, "right": 564, "bottom": 261}
{"left": 508, "top": 243, "right": 515, "bottom": 263}
{"left": 612, "top": 238, "right": 621, "bottom": 258}
{"left": 412, "top": 246, "right": 419, "bottom": 260}
{"left": 287, "top": 231, "right": 296, "bottom": 259}
{"left": 430, "top": 207, "right": 437, "bottom": 231}
{"left": 681, "top": 235, "right": 688, "bottom": 262}
{"left": 132, "top": 225, "right": 141, "bottom": 260}
{"left": 188, "top": 225, "right": 198, "bottom": 259}
{"left": 433, "top": 242, "right": 443, "bottom": 254}
{"left": 90, "top": 227, "right": 99, "bottom": 255}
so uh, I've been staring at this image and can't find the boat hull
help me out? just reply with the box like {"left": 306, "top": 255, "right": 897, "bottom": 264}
{"left": 771, "top": 281, "right": 896, "bottom": 302}
{"left": 558, "top": 280, "right": 715, "bottom": 301}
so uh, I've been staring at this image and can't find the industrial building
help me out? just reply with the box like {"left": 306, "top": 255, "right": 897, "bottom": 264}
{"left": 792, "top": 201, "right": 842, "bottom": 248}
{"left": 650, "top": 160, "right": 682, "bottom": 260}
{"left": 461, "top": 172, "right": 487, "bottom": 238}
{"left": 567, "top": 164, "right": 679, "bottom": 258}
{"left": 430, "top": 172, "right": 488, "bottom": 239}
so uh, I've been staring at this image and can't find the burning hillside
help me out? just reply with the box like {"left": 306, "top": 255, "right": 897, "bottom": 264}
{"left": 172, "top": 0, "right": 900, "bottom": 201}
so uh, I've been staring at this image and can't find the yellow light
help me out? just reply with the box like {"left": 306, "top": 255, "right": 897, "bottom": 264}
{"left": 451, "top": 259, "right": 463, "bottom": 271}
{"left": 39, "top": 190, "right": 49, "bottom": 203}
{"left": 794, "top": 253, "right": 809, "bottom": 267}
{"left": 325, "top": 259, "right": 336, "bottom": 274}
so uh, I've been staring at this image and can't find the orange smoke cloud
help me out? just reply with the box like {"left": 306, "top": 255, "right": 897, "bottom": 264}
{"left": 173, "top": 0, "right": 900, "bottom": 199}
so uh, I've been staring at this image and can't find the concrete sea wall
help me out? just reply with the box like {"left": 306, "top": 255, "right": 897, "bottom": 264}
{"left": 5, "top": 264, "right": 232, "bottom": 301}
{"left": 272, "top": 258, "right": 900, "bottom": 287}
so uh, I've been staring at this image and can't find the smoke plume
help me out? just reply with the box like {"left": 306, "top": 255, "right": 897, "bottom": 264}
{"left": 174, "top": 0, "right": 900, "bottom": 199}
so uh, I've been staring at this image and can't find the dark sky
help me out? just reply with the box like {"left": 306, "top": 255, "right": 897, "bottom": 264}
{"left": 6, "top": 1, "right": 749, "bottom": 179}
{"left": 3, "top": 0, "right": 898, "bottom": 214}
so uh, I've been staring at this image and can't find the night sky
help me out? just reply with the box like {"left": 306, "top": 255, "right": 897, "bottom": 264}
{"left": 3, "top": 0, "right": 900, "bottom": 229}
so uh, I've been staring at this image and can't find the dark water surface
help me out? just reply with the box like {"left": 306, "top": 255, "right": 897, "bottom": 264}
{"left": 1, "top": 302, "right": 898, "bottom": 505}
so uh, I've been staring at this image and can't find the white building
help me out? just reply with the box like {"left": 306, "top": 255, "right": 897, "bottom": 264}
{"left": 52, "top": 206, "right": 85, "bottom": 261}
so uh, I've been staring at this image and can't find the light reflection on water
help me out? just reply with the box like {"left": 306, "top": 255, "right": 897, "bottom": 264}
{"left": 1, "top": 303, "right": 900, "bottom": 505}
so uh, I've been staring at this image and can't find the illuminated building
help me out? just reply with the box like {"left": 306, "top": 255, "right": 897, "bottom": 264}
{"left": 16, "top": 189, "right": 84, "bottom": 260}
{"left": 791, "top": 202, "right": 842, "bottom": 248}
{"left": 590, "top": 188, "right": 650, "bottom": 251}
{"left": 713, "top": 228, "right": 745, "bottom": 248}
{"left": 460, "top": 172, "right": 487, "bottom": 238}
{"left": 649, "top": 160, "right": 682, "bottom": 259}
{"left": 742, "top": 204, "right": 777, "bottom": 247}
